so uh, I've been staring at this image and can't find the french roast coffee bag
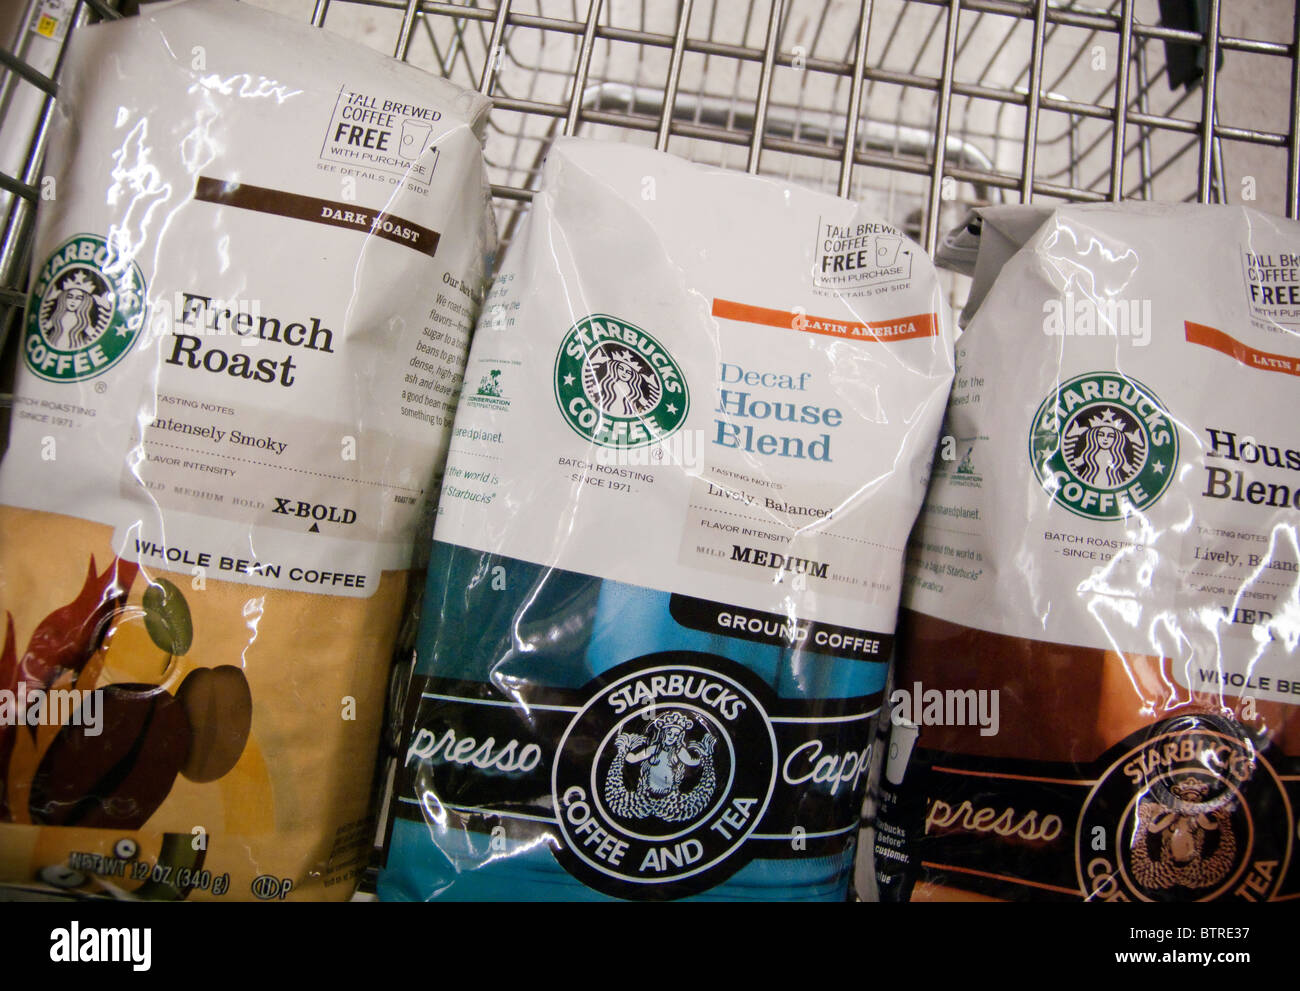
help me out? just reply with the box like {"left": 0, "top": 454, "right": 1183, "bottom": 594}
{"left": 0, "top": 0, "right": 494, "bottom": 900}
{"left": 872, "top": 203, "right": 1300, "bottom": 902}
{"left": 377, "top": 138, "right": 955, "bottom": 901}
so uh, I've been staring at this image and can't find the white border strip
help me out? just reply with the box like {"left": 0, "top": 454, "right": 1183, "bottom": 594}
{"left": 420, "top": 691, "right": 581, "bottom": 713}
{"left": 770, "top": 707, "right": 879, "bottom": 724}
{"left": 422, "top": 693, "right": 878, "bottom": 723}
{"left": 398, "top": 797, "right": 557, "bottom": 824}
{"left": 751, "top": 822, "right": 860, "bottom": 840}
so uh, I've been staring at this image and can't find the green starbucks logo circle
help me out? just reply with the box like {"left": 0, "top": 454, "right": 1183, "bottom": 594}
{"left": 1029, "top": 371, "right": 1178, "bottom": 520}
{"left": 554, "top": 314, "right": 689, "bottom": 448}
{"left": 25, "top": 234, "right": 147, "bottom": 383}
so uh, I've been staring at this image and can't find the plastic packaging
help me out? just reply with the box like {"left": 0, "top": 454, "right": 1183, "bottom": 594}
{"left": 0, "top": 0, "right": 494, "bottom": 900}
{"left": 378, "top": 138, "right": 955, "bottom": 901}
{"left": 873, "top": 203, "right": 1300, "bottom": 903}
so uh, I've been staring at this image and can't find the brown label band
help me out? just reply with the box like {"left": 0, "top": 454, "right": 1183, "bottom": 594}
{"left": 194, "top": 176, "right": 440, "bottom": 259}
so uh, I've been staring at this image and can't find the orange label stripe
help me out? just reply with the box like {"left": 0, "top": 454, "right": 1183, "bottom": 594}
{"left": 931, "top": 765, "right": 1098, "bottom": 788}
{"left": 713, "top": 297, "right": 938, "bottom": 343}
{"left": 1185, "top": 321, "right": 1300, "bottom": 376}
{"left": 920, "top": 861, "right": 1085, "bottom": 898}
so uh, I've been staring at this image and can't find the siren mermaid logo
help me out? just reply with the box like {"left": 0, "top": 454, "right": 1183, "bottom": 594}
{"left": 1129, "top": 777, "right": 1238, "bottom": 891}
{"left": 551, "top": 655, "right": 777, "bottom": 899}
{"left": 25, "top": 234, "right": 147, "bottom": 382}
{"left": 605, "top": 709, "right": 718, "bottom": 822}
{"left": 1076, "top": 717, "right": 1289, "bottom": 902}
{"left": 554, "top": 314, "right": 689, "bottom": 449}
{"left": 1065, "top": 408, "right": 1142, "bottom": 488}
{"left": 1029, "top": 371, "right": 1177, "bottom": 520}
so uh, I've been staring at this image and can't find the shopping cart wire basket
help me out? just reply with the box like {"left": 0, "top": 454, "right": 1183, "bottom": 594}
{"left": 2, "top": 0, "right": 1298, "bottom": 375}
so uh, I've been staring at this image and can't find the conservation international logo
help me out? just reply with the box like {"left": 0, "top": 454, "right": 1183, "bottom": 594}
{"left": 25, "top": 234, "right": 146, "bottom": 382}
{"left": 466, "top": 366, "right": 510, "bottom": 410}
{"left": 551, "top": 655, "right": 776, "bottom": 899}
{"left": 554, "top": 314, "right": 689, "bottom": 449}
{"left": 1029, "top": 371, "right": 1177, "bottom": 520}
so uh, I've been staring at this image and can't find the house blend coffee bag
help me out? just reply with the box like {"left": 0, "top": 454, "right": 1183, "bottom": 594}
{"left": 873, "top": 204, "right": 1300, "bottom": 902}
{"left": 0, "top": 0, "right": 494, "bottom": 900}
{"left": 377, "top": 139, "right": 955, "bottom": 901}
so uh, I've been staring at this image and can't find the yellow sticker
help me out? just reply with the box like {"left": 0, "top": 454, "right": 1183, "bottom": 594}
{"left": 36, "top": 15, "right": 59, "bottom": 38}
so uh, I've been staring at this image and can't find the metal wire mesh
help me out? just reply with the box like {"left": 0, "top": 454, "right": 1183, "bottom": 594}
{"left": 0, "top": 0, "right": 1295, "bottom": 907}
{"left": 1, "top": 0, "right": 1298, "bottom": 353}
{"left": 367, "top": 0, "right": 1299, "bottom": 250}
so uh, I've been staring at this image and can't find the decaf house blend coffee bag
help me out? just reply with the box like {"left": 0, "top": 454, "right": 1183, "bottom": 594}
{"left": 378, "top": 139, "right": 955, "bottom": 901}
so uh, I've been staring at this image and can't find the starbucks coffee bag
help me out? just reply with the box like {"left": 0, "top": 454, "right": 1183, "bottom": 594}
{"left": 0, "top": 0, "right": 494, "bottom": 900}
{"left": 873, "top": 204, "right": 1300, "bottom": 902}
{"left": 377, "top": 138, "right": 955, "bottom": 901}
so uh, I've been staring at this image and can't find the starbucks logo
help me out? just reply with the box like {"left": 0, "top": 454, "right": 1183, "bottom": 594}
{"left": 554, "top": 314, "right": 688, "bottom": 449}
{"left": 1029, "top": 372, "right": 1177, "bottom": 520}
{"left": 1076, "top": 716, "right": 1289, "bottom": 902}
{"left": 551, "top": 654, "right": 776, "bottom": 899}
{"left": 25, "top": 234, "right": 146, "bottom": 382}
{"left": 582, "top": 341, "right": 661, "bottom": 417}
{"left": 603, "top": 708, "right": 724, "bottom": 826}
{"left": 1062, "top": 405, "right": 1145, "bottom": 488}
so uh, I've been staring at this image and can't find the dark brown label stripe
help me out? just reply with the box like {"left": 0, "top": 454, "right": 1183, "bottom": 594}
{"left": 876, "top": 726, "right": 1298, "bottom": 902}
{"left": 193, "top": 176, "right": 440, "bottom": 259}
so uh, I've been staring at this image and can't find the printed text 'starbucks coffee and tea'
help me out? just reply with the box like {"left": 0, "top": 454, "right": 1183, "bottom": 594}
{"left": 378, "top": 139, "right": 955, "bottom": 901}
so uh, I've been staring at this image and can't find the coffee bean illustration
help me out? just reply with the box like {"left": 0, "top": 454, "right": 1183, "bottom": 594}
{"left": 97, "top": 607, "right": 176, "bottom": 687}
{"left": 176, "top": 665, "right": 252, "bottom": 783}
{"left": 142, "top": 578, "right": 192, "bottom": 656}
{"left": 30, "top": 684, "right": 191, "bottom": 829}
